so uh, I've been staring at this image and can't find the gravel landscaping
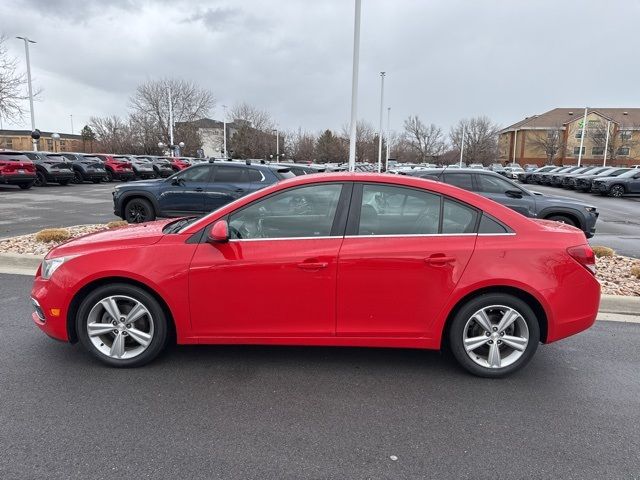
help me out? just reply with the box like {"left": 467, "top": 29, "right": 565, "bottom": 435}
{"left": 0, "top": 224, "right": 638, "bottom": 296}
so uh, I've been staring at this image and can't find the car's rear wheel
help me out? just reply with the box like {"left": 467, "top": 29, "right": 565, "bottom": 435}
{"left": 34, "top": 171, "right": 47, "bottom": 187}
{"left": 73, "top": 171, "right": 83, "bottom": 184}
{"left": 124, "top": 197, "right": 155, "bottom": 223}
{"left": 609, "top": 184, "right": 625, "bottom": 197}
{"left": 76, "top": 284, "right": 168, "bottom": 367}
{"left": 545, "top": 214, "right": 577, "bottom": 227}
{"left": 449, "top": 294, "right": 540, "bottom": 377}
{"left": 105, "top": 170, "right": 113, "bottom": 182}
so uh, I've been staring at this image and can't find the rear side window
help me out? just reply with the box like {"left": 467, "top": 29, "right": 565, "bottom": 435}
{"left": 442, "top": 199, "right": 478, "bottom": 234}
{"left": 478, "top": 214, "right": 509, "bottom": 234}
{"left": 444, "top": 173, "right": 473, "bottom": 191}
{"left": 246, "top": 169, "right": 265, "bottom": 182}
{"left": 215, "top": 166, "right": 247, "bottom": 183}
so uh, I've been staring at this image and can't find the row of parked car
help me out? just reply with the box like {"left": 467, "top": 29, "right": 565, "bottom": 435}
{"left": 0, "top": 151, "right": 206, "bottom": 190}
{"left": 517, "top": 164, "right": 640, "bottom": 197}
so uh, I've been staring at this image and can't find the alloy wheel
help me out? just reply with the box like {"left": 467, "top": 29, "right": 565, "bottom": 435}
{"left": 610, "top": 185, "right": 624, "bottom": 197}
{"left": 127, "top": 203, "right": 148, "bottom": 223}
{"left": 86, "top": 295, "right": 154, "bottom": 360}
{"left": 462, "top": 305, "right": 529, "bottom": 369}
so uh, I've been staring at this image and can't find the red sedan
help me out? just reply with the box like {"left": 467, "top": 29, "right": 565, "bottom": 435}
{"left": 31, "top": 173, "right": 600, "bottom": 377}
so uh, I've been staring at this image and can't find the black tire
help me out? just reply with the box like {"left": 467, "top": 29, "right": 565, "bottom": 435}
{"left": 449, "top": 293, "right": 540, "bottom": 378}
{"left": 545, "top": 214, "right": 577, "bottom": 227}
{"left": 609, "top": 184, "right": 625, "bottom": 198}
{"left": 18, "top": 181, "right": 34, "bottom": 190}
{"left": 34, "top": 171, "right": 47, "bottom": 187}
{"left": 76, "top": 283, "right": 168, "bottom": 367}
{"left": 124, "top": 197, "right": 156, "bottom": 223}
{"left": 73, "top": 171, "right": 83, "bottom": 184}
{"left": 58, "top": 179, "right": 71, "bottom": 186}
{"left": 105, "top": 170, "right": 114, "bottom": 182}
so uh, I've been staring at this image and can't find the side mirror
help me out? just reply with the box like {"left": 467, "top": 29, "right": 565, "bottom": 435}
{"left": 505, "top": 189, "right": 523, "bottom": 198}
{"left": 207, "top": 220, "right": 229, "bottom": 243}
{"left": 171, "top": 177, "right": 185, "bottom": 186}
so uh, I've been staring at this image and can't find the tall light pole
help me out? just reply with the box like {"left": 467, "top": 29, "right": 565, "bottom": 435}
{"left": 222, "top": 104, "right": 228, "bottom": 159}
{"left": 16, "top": 36, "right": 37, "bottom": 151}
{"left": 377, "top": 71, "right": 386, "bottom": 173}
{"left": 385, "top": 106, "right": 391, "bottom": 171}
{"left": 70, "top": 115, "right": 74, "bottom": 135}
{"left": 167, "top": 86, "right": 174, "bottom": 156}
{"left": 276, "top": 128, "right": 280, "bottom": 160}
{"left": 512, "top": 129, "right": 518, "bottom": 165}
{"left": 577, "top": 107, "right": 588, "bottom": 166}
{"left": 347, "top": 0, "right": 362, "bottom": 171}
{"left": 603, "top": 120, "right": 611, "bottom": 167}
{"left": 459, "top": 123, "right": 466, "bottom": 167}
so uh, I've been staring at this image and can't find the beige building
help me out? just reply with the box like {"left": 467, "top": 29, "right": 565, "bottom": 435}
{"left": 499, "top": 108, "right": 640, "bottom": 166}
{"left": 0, "top": 129, "right": 86, "bottom": 152}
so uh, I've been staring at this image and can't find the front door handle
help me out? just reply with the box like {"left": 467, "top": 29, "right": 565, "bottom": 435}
{"left": 195, "top": 187, "right": 203, "bottom": 192}
{"left": 425, "top": 255, "right": 456, "bottom": 265}
{"left": 297, "top": 262, "right": 328, "bottom": 270}
{"left": 234, "top": 188, "right": 245, "bottom": 193}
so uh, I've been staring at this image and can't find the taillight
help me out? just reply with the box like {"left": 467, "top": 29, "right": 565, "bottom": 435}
{"left": 567, "top": 244, "right": 596, "bottom": 275}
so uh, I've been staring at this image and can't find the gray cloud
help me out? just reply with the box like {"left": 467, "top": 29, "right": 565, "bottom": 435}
{"left": 3, "top": 0, "right": 639, "bottom": 137}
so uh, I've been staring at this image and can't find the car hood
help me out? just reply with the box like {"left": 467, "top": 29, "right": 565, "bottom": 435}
{"left": 528, "top": 190, "right": 595, "bottom": 209}
{"left": 594, "top": 176, "right": 625, "bottom": 184}
{"left": 115, "top": 178, "right": 166, "bottom": 189}
{"left": 46, "top": 220, "right": 172, "bottom": 258}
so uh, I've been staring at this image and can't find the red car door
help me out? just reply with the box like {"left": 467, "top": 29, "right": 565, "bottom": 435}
{"left": 336, "top": 183, "right": 477, "bottom": 337}
{"left": 188, "top": 182, "right": 349, "bottom": 337}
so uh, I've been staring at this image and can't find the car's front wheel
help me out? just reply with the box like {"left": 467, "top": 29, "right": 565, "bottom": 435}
{"left": 124, "top": 197, "right": 156, "bottom": 223}
{"left": 449, "top": 293, "right": 540, "bottom": 377}
{"left": 76, "top": 284, "right": 168, "bottom": 367}
{"left": 73, "top": 171, "right": 84, "bottom": 184}
{"left": 609, "top": 184, "right": 625, "bottom": 198}
{"left": 34, "top": 171, "right": 47, "bottom": 187}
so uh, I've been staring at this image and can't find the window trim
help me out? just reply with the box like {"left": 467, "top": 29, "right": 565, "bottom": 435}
{"left": 345, "top": 182, "right": 483, "bottom": 237}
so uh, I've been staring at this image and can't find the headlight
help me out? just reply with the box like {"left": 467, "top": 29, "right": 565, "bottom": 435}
{"left": 41, "top": 256, "right": 76, "bottom": 280}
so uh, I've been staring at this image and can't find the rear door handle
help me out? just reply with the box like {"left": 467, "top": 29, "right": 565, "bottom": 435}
{"left": 297, "top": 262, "right": 328, "bottom": 270}
{"left": 425, "top": 255, "right": 456, "bottom": 265}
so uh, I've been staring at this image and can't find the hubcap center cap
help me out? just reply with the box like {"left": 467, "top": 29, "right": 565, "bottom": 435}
{"left": 491, "top": 332, "right": 500, "bottom": 340}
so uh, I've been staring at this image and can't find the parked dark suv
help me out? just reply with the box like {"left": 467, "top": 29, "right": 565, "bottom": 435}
{"left": 113, "top": 161, "right": 295, "bottom": 223}
{"left": 405, "top": 168, "right": 599, "bottom": 237}
{"left": 61, "top": 153, "right": 107, "bottom": 184}
{"left": 592, "top": 169, "right": 640, "bottom": 197}
{"left": 22, "top": 151, "right": 75, "bottom": 186}
{"left": 134, "top": 155, "right": 174, "bottom": 178}
{"left": 573, "top": 167, "right": 630, "bottom": 192}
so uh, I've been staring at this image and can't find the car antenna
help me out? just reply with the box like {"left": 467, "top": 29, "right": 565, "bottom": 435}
{"left": 436, "top": 163, "right": 450, "bottom": 182}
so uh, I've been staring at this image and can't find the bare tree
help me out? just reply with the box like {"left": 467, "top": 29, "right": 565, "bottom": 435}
{"left": 288, "top": 128, "right": 316, "bottom": 162}
{"left": 450, "top": 116, "right": 500, "bottom": 165}
{"left": 528, "top": 127, "right": 566, "bottom": 165}
{"left": 589, "top": 121, "right": 640, "bottom": 162}
{"left": 229, "top": 102, "right": 274, "bottom": 131}
{"left": 129, "top": 78, "right": 215, "bottom": 146}
{"left": 340, "top": 120, "right": 377, "bottom": 162}
{"left": 89, "top": 115, "right": 135, "bottom": 154}
{"left": 402, "top": 115, "right": 446, "bottom": 162}
{"left": 0, "top": 34, "right": 41, "bottom": 125}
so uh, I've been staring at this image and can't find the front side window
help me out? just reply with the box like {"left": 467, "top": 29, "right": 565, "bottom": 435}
{"left": 175, "top": 165, "right": 211, "bottom": 182}
{"left": 476, "top": 174, "right": 520, "bottom": 194}
{"left": 229, "top": 184, "right": 343, "bottom": 240}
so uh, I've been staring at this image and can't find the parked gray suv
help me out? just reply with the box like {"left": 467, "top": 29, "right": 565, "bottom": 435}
{"left": 403, "top": 168, "right": 599, "bottom": 238}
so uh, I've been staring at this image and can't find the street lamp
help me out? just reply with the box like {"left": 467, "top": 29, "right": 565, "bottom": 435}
{"left": 16, "top": 36, "right": 37, "bottom": 151}
{"left": 51, "top": 133, "right": 60, "bottom": 153}
{"left": 377, "top": 71, "right": 386, "bottom": 173}
{"left": 272, "top": 128, "right": 279, "bottom": 160}
{"left": 347, "top": 0, "right": 362, "bottom": 172}
{"left": 222, "top": 104, "right": 228, "bottom": 159}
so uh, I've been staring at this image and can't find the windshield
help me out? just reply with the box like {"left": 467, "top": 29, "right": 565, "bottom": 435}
{"left": 82, "top": 156, "right": 102, "bottom": 162}
{"left": 618, "top": 169, "right": 637, "bottom": 178}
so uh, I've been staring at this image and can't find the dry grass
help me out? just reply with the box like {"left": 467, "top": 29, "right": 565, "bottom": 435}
{"left": 592, "top": 245, "right": 615, "bottom": 258}
{"left": 107, "top": 220, "right": 128, "bottom": 229}
{"left": 631, "top": 265, "right": 640, "bottom": 280}
{"left": 34, "top": 228, "right": 71, "bottom": 243}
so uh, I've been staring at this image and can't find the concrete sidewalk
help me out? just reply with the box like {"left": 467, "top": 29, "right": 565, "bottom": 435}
{"left": 0, "top": 252, "right": 638, "bottom": 322}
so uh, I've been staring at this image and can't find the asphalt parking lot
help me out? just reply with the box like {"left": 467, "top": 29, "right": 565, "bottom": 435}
{"left": 523, "top": 183, "right": 640, "bottom": 258}
{"left": 2, "top": 179, "right": 640, "bottom": 257}
{"left": 1, "top": 273, "right": 639, "bottom": 479}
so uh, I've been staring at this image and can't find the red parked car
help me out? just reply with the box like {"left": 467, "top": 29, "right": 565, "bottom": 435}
{"left": 0, "top": 151, "right": 37, "bottom": 189}
{"left": 30, "top": 173, "right": 600, "bottom": 377}
{"left": 168, "top": 157, "right": 192, "bottom": 171}
{"left": 93, "top": 154, "right": 135, "bottom": 182}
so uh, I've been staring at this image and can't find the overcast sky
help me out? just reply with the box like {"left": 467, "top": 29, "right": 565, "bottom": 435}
{"left": 3, "top": 0, "right": 639, "bottom": 135}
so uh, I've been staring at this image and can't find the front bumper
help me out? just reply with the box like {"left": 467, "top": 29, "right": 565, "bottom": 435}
{"left": 31, "top": 274, "right": 71, "bottom": 342}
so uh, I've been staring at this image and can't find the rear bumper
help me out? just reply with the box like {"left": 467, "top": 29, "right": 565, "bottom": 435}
{"left": 156, "top": 168, "right": 174, "bottom": 178}
{"left": 113, "top": 171, "right": 135, "bottom": 180}
{"left": 135, "top": 170, "right": 156, "bottom": 179}
{"left": 0, "top": 173, "right": 37, "bottom": 184}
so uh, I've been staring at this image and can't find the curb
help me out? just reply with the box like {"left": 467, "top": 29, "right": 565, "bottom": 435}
{"left": 0, "top": 252, "right": 638, "bottom": 316}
